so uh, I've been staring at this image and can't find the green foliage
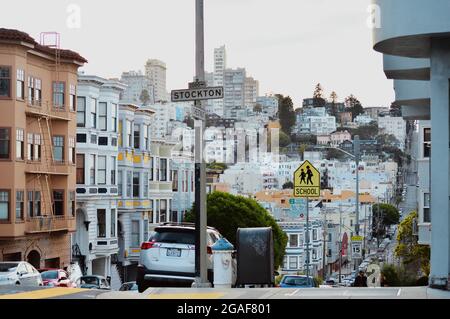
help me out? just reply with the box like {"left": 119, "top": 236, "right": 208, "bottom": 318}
{"left": 139, "top": 89, "right": 151, "bottom": 105}
{"left": 253, "top": 104, "right": 263, "bottom": 113}
{"left": 325, "top": 148, "right": 346, "bottom": 160}
{"left": 184, "top": 192, "right": 288, "bottom": 269}
{"left": 381, "top": 264, "right": 417, "bottom": 287}
{"left": 276, "top": 94, "right": 296, "bottom": 136}
{"left": 207, "top": 162, "right": 228, "bottom": 171}
{"left": 395, "top": 211, "right": 430, "bottom": 276}
{"left": 351, "top": 123, "right": 379, "bottom": 140}
{"left": 372, "top": 204, "right": 400, "bottom": 242}
{"left": 313, "top": 83, "right": 326, "bottom": 107}
{"left": 282, "top": 181, "right": 294, "bottom": 189}
{"left": 292, "top": 134, "right": 317, "bottom": 145}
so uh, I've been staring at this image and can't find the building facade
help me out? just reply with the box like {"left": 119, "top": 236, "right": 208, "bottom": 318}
{"left": 73, "top": 75, "right": 125, "bottom": 277}
{"left": 120, "top": 70, "right": 154, "bottom": 106}
{"left": 0, "top": 29, "right": 86, "bottom": 269}
{"left": 145, "top": 59, "right": 167, "bottom": 103}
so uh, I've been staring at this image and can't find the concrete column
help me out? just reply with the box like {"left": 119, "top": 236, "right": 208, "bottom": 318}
{"left": 430, "top": 38, "right": 450, "bottom": 288}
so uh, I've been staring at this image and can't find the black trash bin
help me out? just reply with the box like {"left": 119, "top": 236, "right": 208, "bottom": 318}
{"left": 236, "top": 227, "right": 274, "bottom": 287}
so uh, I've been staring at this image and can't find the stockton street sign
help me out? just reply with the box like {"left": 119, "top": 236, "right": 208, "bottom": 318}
{"left": 171, "top": 86, "right": 224, "bottom": 102}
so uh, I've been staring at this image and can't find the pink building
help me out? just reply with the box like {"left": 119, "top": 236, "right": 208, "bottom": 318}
{"left": 330, "top": 130, "right": 352, "bottom": 146}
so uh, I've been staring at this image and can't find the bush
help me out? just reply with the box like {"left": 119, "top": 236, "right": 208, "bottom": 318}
{"left": 416, "top": 276, "right": 429, "bottom": 286}
{"left": 381, "top": 264, "right": 421, "bottom": 287}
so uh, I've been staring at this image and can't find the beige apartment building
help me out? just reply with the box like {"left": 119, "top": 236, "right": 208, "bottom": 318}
{"left": 0, "top": 29, "right": 86, "bottom": 269}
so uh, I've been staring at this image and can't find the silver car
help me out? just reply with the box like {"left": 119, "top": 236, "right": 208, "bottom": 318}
{"left": 0, "top": 262, "right": 43, "bottom": 287}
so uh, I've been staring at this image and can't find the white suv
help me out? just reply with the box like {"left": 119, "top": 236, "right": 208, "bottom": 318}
{"left": 137, "top": 223, "right": 235, "bottom": 292}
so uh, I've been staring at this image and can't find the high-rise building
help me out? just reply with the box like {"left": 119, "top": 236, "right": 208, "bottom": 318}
{"left": 145, "top": 59, "right": 167, "bottom": 103}
{"left": 73, "top": 75, "right": 125, "bottom": 277}
{"left": 0, "top": 29, "right": 86, "bottom": 269}
{"left": 212, "top": 46, "right": 227, "bottom": 116}
{"left": 244, "top": 77, "right": 259, "bottom": 109}
{"left": 120, "top": 71, "right": 154, "bottom": 106}
{"left": 223, "top": 68, "right": 246, "bottom": 119}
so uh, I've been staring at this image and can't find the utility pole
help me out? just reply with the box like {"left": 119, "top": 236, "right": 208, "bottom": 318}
{"left": 305, "top": 198, "right": 310, "bottom": 280}
{"left": 322, "top": 208, "right": 327, "bottom": 280}
{"left": 354, "top": 135, "right": 360, "bottom": 235}
{"left": 338, "top": 203, "right": 342, "bottom": 284}
{"left": 193, "top": 0, "right": 209, "bottom": 287}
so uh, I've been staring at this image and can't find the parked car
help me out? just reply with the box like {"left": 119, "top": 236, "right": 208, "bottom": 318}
{"left": 278, "top": 275, "right": 317, "bottom": 288}
{"left": 0, "top": 262, "right": 43, "bottom": 287}
{"left": 38, "top": 269, "right": 77, "bottom": 288}
{"left": 77, "top": 275, "right": 111, "bottom": 290}
{"left": 119, "top": 281, "right": 139, "bottom": 292}
{"left": 137, "top": 222, "right": 236, "bottom": 292}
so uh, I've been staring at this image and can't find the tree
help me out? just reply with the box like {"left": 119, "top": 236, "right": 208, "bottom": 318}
{"left": 395, "top": 211, "right": 430, "bottom": 277}
{"left": 377, "top": 134, "right": 400, "bottom": 147}
{"left": 139, "top": 89, "right": 151, "bottom": 105}
{"left": 253, "top": 103, "right": 263, "bottom": 113}
{"left": 279, "top": 131, "right": 291, "bottom": 148}
{"left": 276, "top": 94, "right": 296, "bottom": 136}
{"left": 292, "top": 134, "right": 317, "bottom": 145}
{"left": 298, "top": 144, "right": 308, "bottom": 160}
{"left": 184, "top": 192, "right": 288, "bottom": 269}
{"left": 313, "top": 83, "right": 326, "bottom": 107}
{"left": 345, "top": 94, "right": 364, "bottom": 120}
{"left": 282, "top": 181, "right": 294, "bottom": 189}
{"left": 372, "top": 204, "right": 400, "bottom": 243}
{"left": 351, "top": 123, "right": 379, "bottom": 140}
{"left": 329, "top": 91, "right": 338, "bottom": 116}
{"left": 325, "top": 148, "right": 345, "bottom": 160}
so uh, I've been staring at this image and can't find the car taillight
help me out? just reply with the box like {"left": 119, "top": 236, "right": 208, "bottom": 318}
{"left": 141, "top": 241, "right": 156, "bottom": 250}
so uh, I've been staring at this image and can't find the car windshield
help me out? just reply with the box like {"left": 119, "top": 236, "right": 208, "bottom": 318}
{"left": 151, "top": 229, "right": 195, "bottom": 245}
{"left": 81, "top": 277, "right": 99, "bottom": 285}
{"left": 0, "top": 263, "right": 19, "bottom": 273}
{"left": 283, "top": 276, "right": 312, "bottom": 286}
{"left": 41, "top": 270, "right": 58, "bottom": 280}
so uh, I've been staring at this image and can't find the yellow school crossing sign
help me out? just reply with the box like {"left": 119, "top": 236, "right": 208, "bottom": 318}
{"left": 293, "top": 160, "right": 320, "bottom": 198}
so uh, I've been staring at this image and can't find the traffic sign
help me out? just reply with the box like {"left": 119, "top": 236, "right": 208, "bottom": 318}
{"left": 171, "top": 86, "right": 224, "bottom": 102}
{"left": 293, "top": 160, "right": 321, "bottom": 198}
{"left": 351, "top": 235, "right": 364, "bottom": 242}
{"left": 192, "top": 106, "right": 206, "bottom": 120}
{"left": 351, "top": 242, "right": 362, "bottom": 259}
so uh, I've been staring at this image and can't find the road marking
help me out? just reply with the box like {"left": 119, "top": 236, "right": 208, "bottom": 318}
{"left": 148, "top": 292, "right": 224, "bottom": 299}
{"left": 0, "top": 288, "right": 88, "bottom": 299}
{"left": 397, "top": 289, "right": 402, "bottom": 296}
{"left": 284, "top": 289, "right": 300, "bottom": 297}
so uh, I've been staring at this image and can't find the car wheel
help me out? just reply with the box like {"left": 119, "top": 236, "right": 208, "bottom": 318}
{"left": 137, "top": 280, "right": 151, "bottom": 293}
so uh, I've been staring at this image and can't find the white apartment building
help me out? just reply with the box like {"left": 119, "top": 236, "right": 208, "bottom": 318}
{"left": 212, "top": 46, "right": 227, "bottom": 116}
{"left": 120, "top": 70, "right": 154, "bottom": 105}
{"left": 223, "top": 68, "right": 246, "bottom": 118}
{"left": 74, "top": 75, "right": 126, "bottom": 278}
{"left": 149, "top": 101, "right": 176, "bottom": 138}
{"left": 354, "top": 114, "right": 375, "bottom": 126}
{"left": 296, "top": 107, "right": 336, "bottom": 135}
{"left": 378, "top": 115, "right": 407, "bottom": 150}
{"left": 145, "top": 59, "right": 168, "bottom": 103}
{"left": 171, "top": 151, "right": 195, "bottom": 222}
{"left": 256, "top": 95, "right": 279, "bottom": 117}
{"left": 416, "top": 121, "right": 431, "bottom": 245}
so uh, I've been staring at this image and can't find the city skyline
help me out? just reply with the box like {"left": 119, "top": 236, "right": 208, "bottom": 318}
{"left": 2, "top": 0, "right": 394, "bottom": 108}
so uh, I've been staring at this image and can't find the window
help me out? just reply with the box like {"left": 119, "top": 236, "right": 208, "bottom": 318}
{"left": 91, "top": 134, "right": 97, "bottom": 144}
{"left": 98, "top": 156, "right": 107, "bottom": 185}
{"left": 143, "top": 125, "right": 149, "bottom": 150}
{"left": 34, "top": 79, "right": 42, "bottom": 105}
{"left": 91, "top": 98, "right": 97, "bottom": 128}
{"left": 27, "top": 77, "right": 34, "bottom": 104}
{"left": 423, "top": 128, "right": 431, "bottom": 158}
{"left": 77, "top": 97, "right": 86, "bottom": 127}
{"left": 172, "top": 170, "right": 178, "bottom": 192}
{"left": 16, "top": 69, "right": 25, "bottom": 99}
{"left": 327, "top": 249, "right": 332, "bottom": 257}
{"left": 112, "top": 104, "right": 117, "bottom": 132}
{"left": 69, "top": 137, "right": 75, "bottom": 164}
{"left": 160, "top": 158, "right": 167, "bottom": 181}
{"left": 0, "top": 67, "right": 11, "bottom": 97}
{"left": 131, "top": 220, "right": 140, "bottom": 247}
{"left": 160, "top": 199, "right": 167, "bottom": 223}
{"left": 126, "top": 120, "right": 132, "bottom": 147}
{"left": 27, "top": 191, "right": 34, "bottom": 218}
{"left": 328, "top": 233, "right": 332, "bottom": 242}
{"left": 126, "top": 171, "right": 132, "bottom": 197}
{"left": 90, "top": 155, "right": 96, "bottom": 185}
{"left": 283, "top": 256, "right": 288, "bottom": 269}
{"left": 53, "top": 191, "right": 64, "bottom": 216}
{"left": 118, "top": 120, "right": 123, "bottom": 147}
{"left": 118, "top": 171, "right": 123, "bottom": 196}
{"left": 288, "top": 256, "right": 298, "bottom": 270}
{"left": 111, "top": 209, "right": 116, "bottom": 237}
{"left": 76, "top": 154, "right": 85, "bottom": 184}
{"left": 77, "top": 134, "right": 87, "bottom": 143}
{"left": 133, "top": 172, "right": 140, "bottom": 198}
{"left": 134, "top": 124, "right": 140, "bottom": 149}
{"left": 143, "top": 172, "right": 149, "bottom": 198}
{"left": 99, "top": 102, "right": 107, "bottom": 131}
{"left": 97, "top": 209, "right": 106, "bottom": 238}
{"left": 424, "top": 193, "right": 431, "bottom": 223}
{"left": 111, "top": 138, "right": 117, "bottom": 147}
{"left": 0, "top": 191, "right": 9, "bottom": 221}
{"left": 69, "top": 85, "right": 76, "bottom": 111}
{"left": 69, "top": 191, "right": 75, "bottom": 217}
{"left": 27, "top": 133, "right": 33, "bottom": 161}
{"left": 16, "top": 191, "right": 24, "bottom": 221}
{"left": 34, "top": 191, "right": 41, "bottom": 217}
{"left": 149, "top": 157, "right": 154, "bottom": 181}
{"left": 52, "top": 136, "right": 64, "bottom": 163}
{"left": 52, "top": 82, "right": 65, "bottom": 107}
{"left": 289, "top": 234, "right": 299, "bottom": 247}
{"left": 98, "top": 137, "right": 108, "bottom": 146}
{"left": 111, "top": 157, "right": 116, "bottom": 185}
{"left": 312, "top": 249, "right": 317, "bottom": 260}
{"left": 16, "top": 129, "right": 24, "bottom": 160}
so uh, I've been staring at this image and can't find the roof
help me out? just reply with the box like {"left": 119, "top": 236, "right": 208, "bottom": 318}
{"left": 0, "top": 28, "right": 87, "bottom": 64}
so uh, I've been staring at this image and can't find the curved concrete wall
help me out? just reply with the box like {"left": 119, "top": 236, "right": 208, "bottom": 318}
{"left": 383, "top": 55, "right": 429, "bottom": 80}
{"left": 372, "top": 0, "right": 450, "bottom": 57}
{"left": 394, "top": 80, "right": 430, "bottom": 106}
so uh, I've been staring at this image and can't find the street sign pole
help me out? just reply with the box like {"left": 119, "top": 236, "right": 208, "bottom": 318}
{"left": 306, "top": 197, "right": 310, "bottom": 280}
{"left": 193, "top": 0, "right": 209, "bottom": 287}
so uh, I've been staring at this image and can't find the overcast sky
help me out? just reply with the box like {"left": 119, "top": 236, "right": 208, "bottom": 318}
{"left": 3, "top": 0, "right": 394, "bottom": 107}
